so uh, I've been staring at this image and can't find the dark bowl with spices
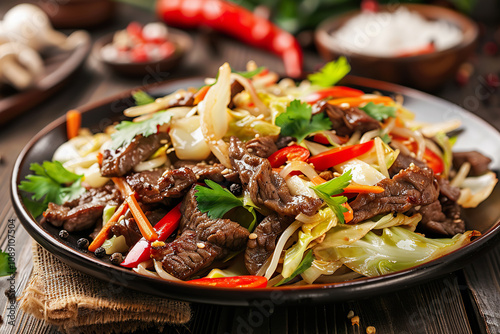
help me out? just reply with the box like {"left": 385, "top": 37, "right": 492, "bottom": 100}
{"left": 315, "top": 4, "right": 478, "bottom": 91}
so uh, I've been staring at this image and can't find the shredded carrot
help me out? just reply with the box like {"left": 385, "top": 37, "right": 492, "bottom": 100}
{"left": 343, "top": 183, "right": 385, "bottom": 194}
{"left": 112, "top": 177, "right": 133, "bottom": 197}
{"left": 193, "top": 85, "right": 210, "bottom": 105}
{"left": 88, "top": 201, "right": 129, "bottom": 252}
{"left": 96, "top": 152, "right": 103, "bottom": 165}
{"left": 66, "top": 109, "right": 81, "bottom": 140}
{"left": 311, "top": 176, "right": 327, "bottom": 186}
{"left": 342, "top": 202, "right": 354, "bottom": 223}
{"left": 328, "top": 96, "right": 394, "bottom": 107}
{"left": 126, "top": 193, "right": 158, "bottom": 241}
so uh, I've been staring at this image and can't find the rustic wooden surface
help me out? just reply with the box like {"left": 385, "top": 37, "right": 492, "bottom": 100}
{"left": 1, "top": 1, "right": 499, "bottom": 333}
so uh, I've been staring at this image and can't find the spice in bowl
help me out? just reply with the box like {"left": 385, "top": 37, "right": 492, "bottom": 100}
{"left": 326, "top": 7, "right": 463, "bottom": 58}
{"left": 100, "top": 22, "right": 176, "bottom": 63}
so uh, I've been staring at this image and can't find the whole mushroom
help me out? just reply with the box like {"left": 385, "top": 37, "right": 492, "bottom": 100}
{"left": 0, "top": 42, "right": 44, "bottom": 90}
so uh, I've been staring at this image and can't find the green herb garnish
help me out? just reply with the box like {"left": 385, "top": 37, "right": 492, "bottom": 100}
{"left": 311, "top": 171, "right": 352, "bottom": 223}
{"left": 275, "top": 250, "right": 314, "bottom": 286}
{"left": 359, "top": 102, "right": 396, "bottom": 121}
{"left": 132, "top": 90, "right": 155, "bottom": 106}
{"left": 308, "top": 57, "right": 351, "bottom": 87}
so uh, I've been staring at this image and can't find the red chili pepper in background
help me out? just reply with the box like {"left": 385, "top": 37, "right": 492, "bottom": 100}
{"left": 188, "top": 275, "right": 268, "bottom": 288}
{"left": 156, "top": 0, "right": 303, "bottom": 78}
{"left": 268, "top": 145, "right": 310, "bottom": 168}
{"left": 397, "top": 42, "right": 436, "bottom": 57}
{"left": 120, "top": 203, "right": 182, "bottom": 268}
{"left": 307, "top": 140, "right": 375, "bottom": 171}
{"left": 304, "top": 87, "right": 364, "bottom": 105}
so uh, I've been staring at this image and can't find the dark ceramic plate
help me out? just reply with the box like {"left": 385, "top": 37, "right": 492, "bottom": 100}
{"left": 11, "top": 76, "right": 500, "bottom": 306}
{"left": 0, "top": 32, "right": 91, "bottom": 125}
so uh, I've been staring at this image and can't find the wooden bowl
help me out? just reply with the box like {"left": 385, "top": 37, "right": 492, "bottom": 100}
{"left": 93, "top": 27, "right": 193, "bottom": 77}
{"left": 38, "top": 0, "right": 115, "bottom": 29}
{"left": 314, "top": 4, "right": 478, "bottom": 91}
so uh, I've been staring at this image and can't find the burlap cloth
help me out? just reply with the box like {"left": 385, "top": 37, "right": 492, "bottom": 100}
{"left": 19, "top": 242, "right": 191, "bottom": 334}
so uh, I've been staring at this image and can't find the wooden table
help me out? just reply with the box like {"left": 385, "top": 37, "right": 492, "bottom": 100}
{"left": 1, "top": 2, "right": 499, "bottom": 333}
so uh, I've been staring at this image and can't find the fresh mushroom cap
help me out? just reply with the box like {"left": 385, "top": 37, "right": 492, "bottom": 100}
{"left": 0, "top": 42, "right": 44, "bottom": 90}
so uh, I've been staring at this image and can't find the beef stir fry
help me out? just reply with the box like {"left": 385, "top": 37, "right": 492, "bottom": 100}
{"left": 21, "top": 60, "right": 496, "bottom": 288}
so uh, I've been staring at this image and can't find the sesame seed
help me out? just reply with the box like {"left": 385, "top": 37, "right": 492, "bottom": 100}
{"left": 249, "top": 233, "right": 258, "bottom": 240}
{"left": 152, "top": 240, "right": 165, "bottom": 248}
{"left": 197, "top": 243, "right": 205, "bottom": 249}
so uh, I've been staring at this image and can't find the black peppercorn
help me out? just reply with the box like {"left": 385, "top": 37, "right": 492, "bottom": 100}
{"left": 229, "top": 183, "right": 243, "bottom": 196}
{"left": 94, "top": 247, "right": 106, "bottom": 258}
{"left": 58, "top": 229, "right": 69, "bottom": 239}
{"left": 110, "top": 252, "right": 123, "bottom": 265}
{"left": 77, "top": 238, "right": 89, "bottom": 250}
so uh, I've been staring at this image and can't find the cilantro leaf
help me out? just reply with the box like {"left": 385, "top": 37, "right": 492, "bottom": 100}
{"left": 232, "top": 66, "right": 265, "bottom": 79}
{"left": 132, "top": 90, "right": 155, "bottom": 106}
{"left": 0, "top": 250, "right": 15, "bottom": 277}
{"left": 308, "top": 57, "right": 351, "bottom": 87}
{"left": 275, "top": 250, "right": 314, "bottom": 286}
{"left": 18, "top": 161, "right": 85, "bottom": 218}
{"left": 311, "top": 171, "right": 352, "bottom": 223}
{"left": 194, "top": 180, "right": 244, "bottom": 219}
{"left": 111, "top": 110, "right": 174, "bottom": 149}
{"left": 275, "top": 100, "right": 332, "bottom": 143}
{"left": 359, "top": 102, "right": 396, "bottom": 121}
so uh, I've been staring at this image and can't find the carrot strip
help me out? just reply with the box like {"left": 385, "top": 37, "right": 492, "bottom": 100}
{"left": 343, "top": 183, "right": 385, "bottom": 194}
{"left": 112, "top": 177, "right": 133, "bottom": 196}
{"left": 96, "top": 152, "right": 103, "bottom": 165}
{"left": 126, "top": 193, "right": 158, "bottom": 241}
{"left": 342, "top": 202, "right": 354, "bottom": 223}
{"left": 88, "top": 201, "right": 129, "bottom": 252}
{"left": 327, "top": 96, "right": 394, "bottom": 107}
{"left": 66, "top": 109, "right": 81, "bottom": 139}
{"left": 311, "top": 176, "right": 327, "bottom": 186}
{"left": 193, "top": 85, "right": 210, "bottom": 105}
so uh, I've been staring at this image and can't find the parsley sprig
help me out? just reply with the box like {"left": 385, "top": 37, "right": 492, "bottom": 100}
{"left": 111, "top": 110, "right": 174, "bottom": 149}
{"left": 18, "top": 161, "right": 85, "bottom": 217}
{"left": 0, "top": 250, "right": 15, "bottom": 277}
{"left": 311, "top": 171, "right": 352, "bottom": 224}
{"left": 359, "top": 102, "right": 396, "bottom": 121}
{"left": 276, "top": 100, "right": 332, "bottom": 143}
{"left": 308, "top": 57, "right": 351, "bottom": 87}
{"left": 194, "top": 180, "right": 257, "bottom": 230}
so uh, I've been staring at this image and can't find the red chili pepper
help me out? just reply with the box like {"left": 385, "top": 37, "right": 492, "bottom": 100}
{"left": 188, "top": 275, "right": 268, "bottom": 288}
{"left": 156, "top": 0, "right": 303, "bottom": 77}
{"left": 304, "top": 86, "right": 364, "bottom": 104}
{"left": 120, "top": 203, "right": 182, "bottom": 268}
{"left": 267, "top": 145, "right": 310, "bottom": 168}
{"left": 423, "top": 148, "right": 444, "bottom": 175}
{"left": 307, "top": 140, "right": 375, "bottom": 171}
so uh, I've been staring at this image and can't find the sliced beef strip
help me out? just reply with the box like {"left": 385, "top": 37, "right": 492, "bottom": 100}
{"left": 101, "top": 132, "right": 169, "bottom": 177}
{"left": 349, "top": 165, "right": 439, "bottom": 224}
{"left": 276, "top": 136, "right": 295, "bottom": 149}
{"left": 314, "top": 101, "right": 380, "bottom": 137}
{"left": 151, "top": 230, "right": 223, "bottom": 280}
{"left": 245, "top": 135, "right": 278, "bottom": 158}
{"left": 411, "top": 178, "right": 465, "bottom": 236}
{"left": 151, "top": 186, "right": 249, "bottom": 279}
{"left": 245, "top": 214, "right": 291, "bottom": 275}
{"left": 229, "top": 137, "right": 323, "bottom": 217}
{"left": 126, "top": 168, "right": 168, "bottom": 204}
{"left": 388, "top": 153, "right": 427, "bottom": 177}
{"left": 453, "top": 151, "right": 492, "bottom": 176}
{"left": 158, "top": 167, "right": 197, "bottom": 198}
{"left": 173, "top": 160, "right": 239, "bottom": 183}
{"left": 43, "top": 184, "right": 122, "bottom": 232}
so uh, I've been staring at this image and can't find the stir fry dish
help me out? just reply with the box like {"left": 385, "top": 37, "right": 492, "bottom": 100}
{"left": 19, "top": 59, "right": 497, "bottom": 288}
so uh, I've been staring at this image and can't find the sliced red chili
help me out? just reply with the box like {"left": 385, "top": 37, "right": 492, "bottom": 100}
{"left": 304, "top": 86, "right": 364, "bottom": 104}
{"left": 423, "top": 148, "right": 444, "bottom": 175}
{"left": 268, "top": 145, "right": 310, "bottom": 168}
{"left": 120, "top": 203, "right": 181, "bottom": 268}
{"left": 188, "top": 275, "right": 268, "bottom": 288}
{"left": 307, "top": 140, "right": 375, "bottom": 171}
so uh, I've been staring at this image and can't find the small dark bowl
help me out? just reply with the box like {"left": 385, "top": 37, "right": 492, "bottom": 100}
{"left": 315, "top": 4, "right": 478, "bottom": 91}
{"left": 38, "top": 0, "right": 115, "bottom": 29}
{"left": 93, "top": 28, "right": 193, "bottom": 77}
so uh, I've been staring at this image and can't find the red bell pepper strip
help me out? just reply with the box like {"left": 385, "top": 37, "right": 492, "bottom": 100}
{"left": 156, "top": 0, "right": 303, "bottom": 77}
{"left": 120, "top": 203, "right": 182, "bottom": 268}
{"left": 423, "top": 148, "right": 445, "bottom": 175}
{"left": 268, "top": 145, "right": 310, "bottom": 168}
{"left": 304, "top": 86, "right": 364, "bottom": 105}
{"left": 307, "top": 140, "right": 375, "bottom": 171}
{"left": 188, "top": 275, "right": 268, "bottom": 288}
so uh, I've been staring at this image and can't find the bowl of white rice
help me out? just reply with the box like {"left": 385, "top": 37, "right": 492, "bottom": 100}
{"left": 315, "top": 4, "right": 478, "bottom": 91}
